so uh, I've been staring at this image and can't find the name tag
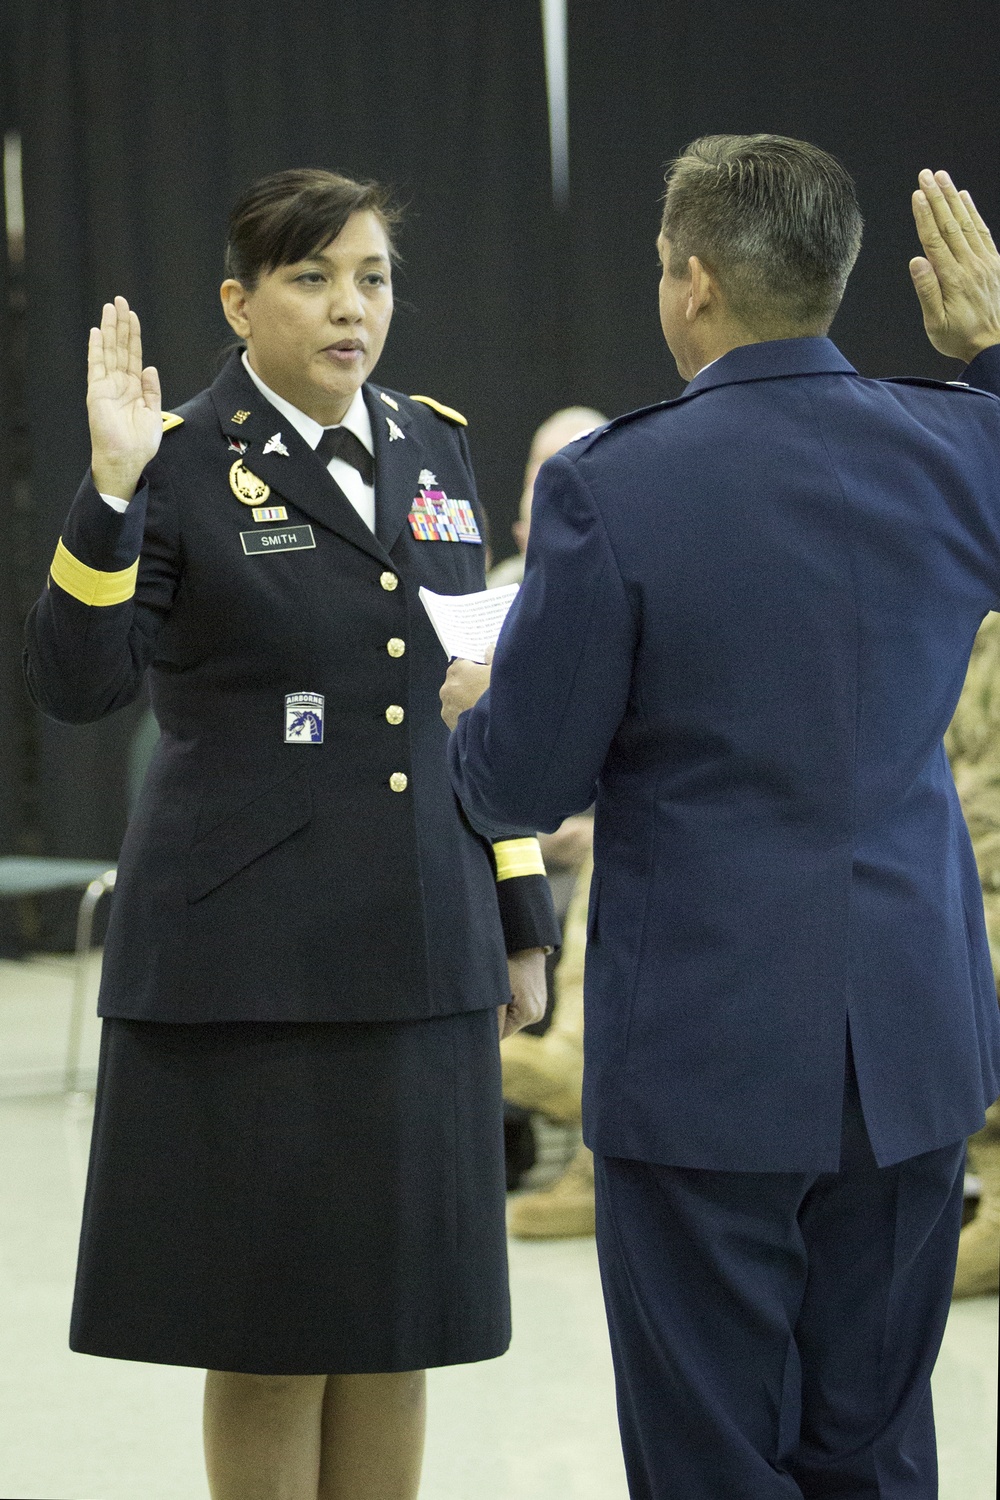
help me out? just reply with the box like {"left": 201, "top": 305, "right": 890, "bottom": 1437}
{"left": 241, "top": 525, "right": 316, "bottom": 555}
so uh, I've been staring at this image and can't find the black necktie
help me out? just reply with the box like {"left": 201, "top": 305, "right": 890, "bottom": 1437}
{"left": 314, "top": 426, "right": 375, "bottom": 486}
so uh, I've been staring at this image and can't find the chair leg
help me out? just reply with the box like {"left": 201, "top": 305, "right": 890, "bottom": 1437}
{"left": 64, "top": 871, "right": 116, "bottom": 1093}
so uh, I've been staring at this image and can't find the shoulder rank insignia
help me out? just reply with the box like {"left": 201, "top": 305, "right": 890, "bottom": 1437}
{"left": 161, "top": 412, "right": 184, "bottom": 432}
{"left": 229, "top": 460, "right": 271, "bottom": 505}
{"left": 410, "top": 395, "right": 467, "bottom": 426}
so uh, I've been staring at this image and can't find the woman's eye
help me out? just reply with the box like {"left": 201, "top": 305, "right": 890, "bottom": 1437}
{"left": 296, "top": 272, "right": 325, "bottom": 285}
{"left": 362, "top": 273, "right": 388, "bottom": 287}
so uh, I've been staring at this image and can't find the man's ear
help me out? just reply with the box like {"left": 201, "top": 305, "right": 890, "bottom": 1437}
{"left": 686, "top": 256, "right": 716, "bottom": 322}
{"left": 220, "top": 279, "right": 251, "bottom": 339}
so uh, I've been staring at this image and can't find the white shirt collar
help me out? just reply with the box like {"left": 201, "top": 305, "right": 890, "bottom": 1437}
{"left": 241, "top": 351, "right": 374, "bottom": 455}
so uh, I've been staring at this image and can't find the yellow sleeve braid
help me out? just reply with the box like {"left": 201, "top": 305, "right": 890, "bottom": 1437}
{"left": 49, "top": 538, "right": 139, "bottom": 606}
{"left": 492, "top": 837, "right": 546, "bottom": 882}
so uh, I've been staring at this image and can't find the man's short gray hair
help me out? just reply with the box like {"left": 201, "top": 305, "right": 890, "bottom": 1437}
{"left": 661, "top": 134, "right": 864, "bottom": 336}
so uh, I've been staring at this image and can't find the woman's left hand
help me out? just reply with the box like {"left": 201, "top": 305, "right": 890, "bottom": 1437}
{"left": 499, "top": 947, "right": 548, "bottom": 1039}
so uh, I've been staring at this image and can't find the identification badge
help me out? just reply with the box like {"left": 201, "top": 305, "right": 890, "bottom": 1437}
{"left": 241, "top": 525, "right": 315, "bottom": 555}
{"left": 407, "top": 488, "right": 482, "bottom": 543}
{"left": 285, "top": 692, "right": 324, "bottom": 743}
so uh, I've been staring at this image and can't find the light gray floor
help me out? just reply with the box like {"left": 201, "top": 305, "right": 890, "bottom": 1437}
{"left": 0, "top": 954, "right": 996, "bottom": 1500}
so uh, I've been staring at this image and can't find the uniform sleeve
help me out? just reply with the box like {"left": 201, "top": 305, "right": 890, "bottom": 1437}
{"left": 962, "top": 345, "right": 1000, "bottom": 396}
{"left": 23, "top": 466, "right": 180, "bottom": 723}
{"left": 448, "top": 451, "right": 638, "bottom": 832}
{"left": 490, "top": 836, "right": 561, "bottom": 953}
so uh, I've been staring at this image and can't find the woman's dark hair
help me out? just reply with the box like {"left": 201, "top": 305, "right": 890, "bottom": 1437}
{"left": 661, "top": 134, "right": 863, "bottom": 336}
{"left": 225, "top": 168, "right": 401, "bottom": 290}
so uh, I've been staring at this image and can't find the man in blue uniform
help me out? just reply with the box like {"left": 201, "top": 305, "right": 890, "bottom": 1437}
{"left": 442, "top": 140, "right": 1000, "bottom": 1498}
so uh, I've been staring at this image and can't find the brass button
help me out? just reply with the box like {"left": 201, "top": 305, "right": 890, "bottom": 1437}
{"left": 380, "top": 571, "right": 399, "bottom": 592}
{"left": 386, "top": 637, "right": 406, "bottom": 658}
{"left": 389, "top": 771, "right": 408, "bottom": 792}
{"left": 385, "top": 705, "right": 405, "bottom": 725}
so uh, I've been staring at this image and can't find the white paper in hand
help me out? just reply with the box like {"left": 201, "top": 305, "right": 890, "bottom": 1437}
{"left": 418, "top": 584, "right": 519, "bottom": 662}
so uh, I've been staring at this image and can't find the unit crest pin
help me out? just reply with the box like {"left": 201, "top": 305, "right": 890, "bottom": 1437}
{"left": 229, "top": 460, "right": 271, "bottom": 505}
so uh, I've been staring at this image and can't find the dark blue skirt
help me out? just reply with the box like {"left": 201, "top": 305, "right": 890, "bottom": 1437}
{"left": 70, "top": 1011, "right": 509, "bottom": 1374}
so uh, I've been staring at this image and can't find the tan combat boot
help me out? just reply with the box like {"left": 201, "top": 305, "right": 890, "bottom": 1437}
{"left": 953, "top": 1103, "right": 1000, "bottom": 1298}
{"left": 508, "top": 1142, "right": 596, "bottom": 1239}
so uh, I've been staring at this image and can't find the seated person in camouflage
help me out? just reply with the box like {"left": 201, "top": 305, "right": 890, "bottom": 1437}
{"left": 946, "top": 609, "right": 1000, "bottom": 1296}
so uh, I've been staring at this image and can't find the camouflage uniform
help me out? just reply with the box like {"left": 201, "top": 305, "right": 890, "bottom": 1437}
{"left": 945, "top": 611, "right": 1000, "bottom": 1296}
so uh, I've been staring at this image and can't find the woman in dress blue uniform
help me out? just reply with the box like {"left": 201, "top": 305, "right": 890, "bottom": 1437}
{"left": 24, "top": 170, "right": 558, "bottom": 1500}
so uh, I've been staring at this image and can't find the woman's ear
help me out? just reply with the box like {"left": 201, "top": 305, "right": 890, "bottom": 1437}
{"left": 220, "top": 279, "right": 251, "bottom": 339}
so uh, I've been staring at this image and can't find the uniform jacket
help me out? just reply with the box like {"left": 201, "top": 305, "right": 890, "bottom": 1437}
{"left": 25, "top": 353, "right": 558, "bottom": 1024}
{"left": 449, "top": 337, "right": 1000, "bottom": 1171}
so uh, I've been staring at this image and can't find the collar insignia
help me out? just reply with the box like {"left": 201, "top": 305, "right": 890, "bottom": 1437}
{"left": 386, "top": 417, "right": 406, "bottom": 442}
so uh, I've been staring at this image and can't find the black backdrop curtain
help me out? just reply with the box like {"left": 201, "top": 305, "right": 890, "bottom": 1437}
{"left": 0, "top": 85, "right": 20, "bottom": 869}
{"left": 566, "top": 0, "right": 1000, "bottom": 414}
{"left": 4, "top": 0, "right": 1000, "bottom": 918}
{"left": 1, "top": 38, "right": 34, "bottom": 950}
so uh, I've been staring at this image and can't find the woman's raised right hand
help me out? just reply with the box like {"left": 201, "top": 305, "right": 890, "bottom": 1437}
{"left": 87, "top": 296, "right": 162, "bottom": 501}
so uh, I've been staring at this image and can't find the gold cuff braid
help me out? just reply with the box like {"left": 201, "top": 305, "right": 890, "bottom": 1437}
{"left": 50, "top": 538, "right": 139, "bottom": 607}
{"left": 493, "top": 837, "right": 546, "bottom": 882}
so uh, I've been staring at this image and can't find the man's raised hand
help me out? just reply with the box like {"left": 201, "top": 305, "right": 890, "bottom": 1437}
{"left": 87, "top": 296, "right": 162, "bottom": 501}
{"left": 910, "top": 170, "right": 1000, "bottom": 364}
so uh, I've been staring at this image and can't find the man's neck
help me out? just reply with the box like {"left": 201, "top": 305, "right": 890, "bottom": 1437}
{"left": 685, "top": 324, "right": 826, "bottom": 380}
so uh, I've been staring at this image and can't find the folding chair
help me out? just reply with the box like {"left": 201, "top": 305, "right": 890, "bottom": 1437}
{"left": 0, "top": 857, "right": 117, "bottom": 1091}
